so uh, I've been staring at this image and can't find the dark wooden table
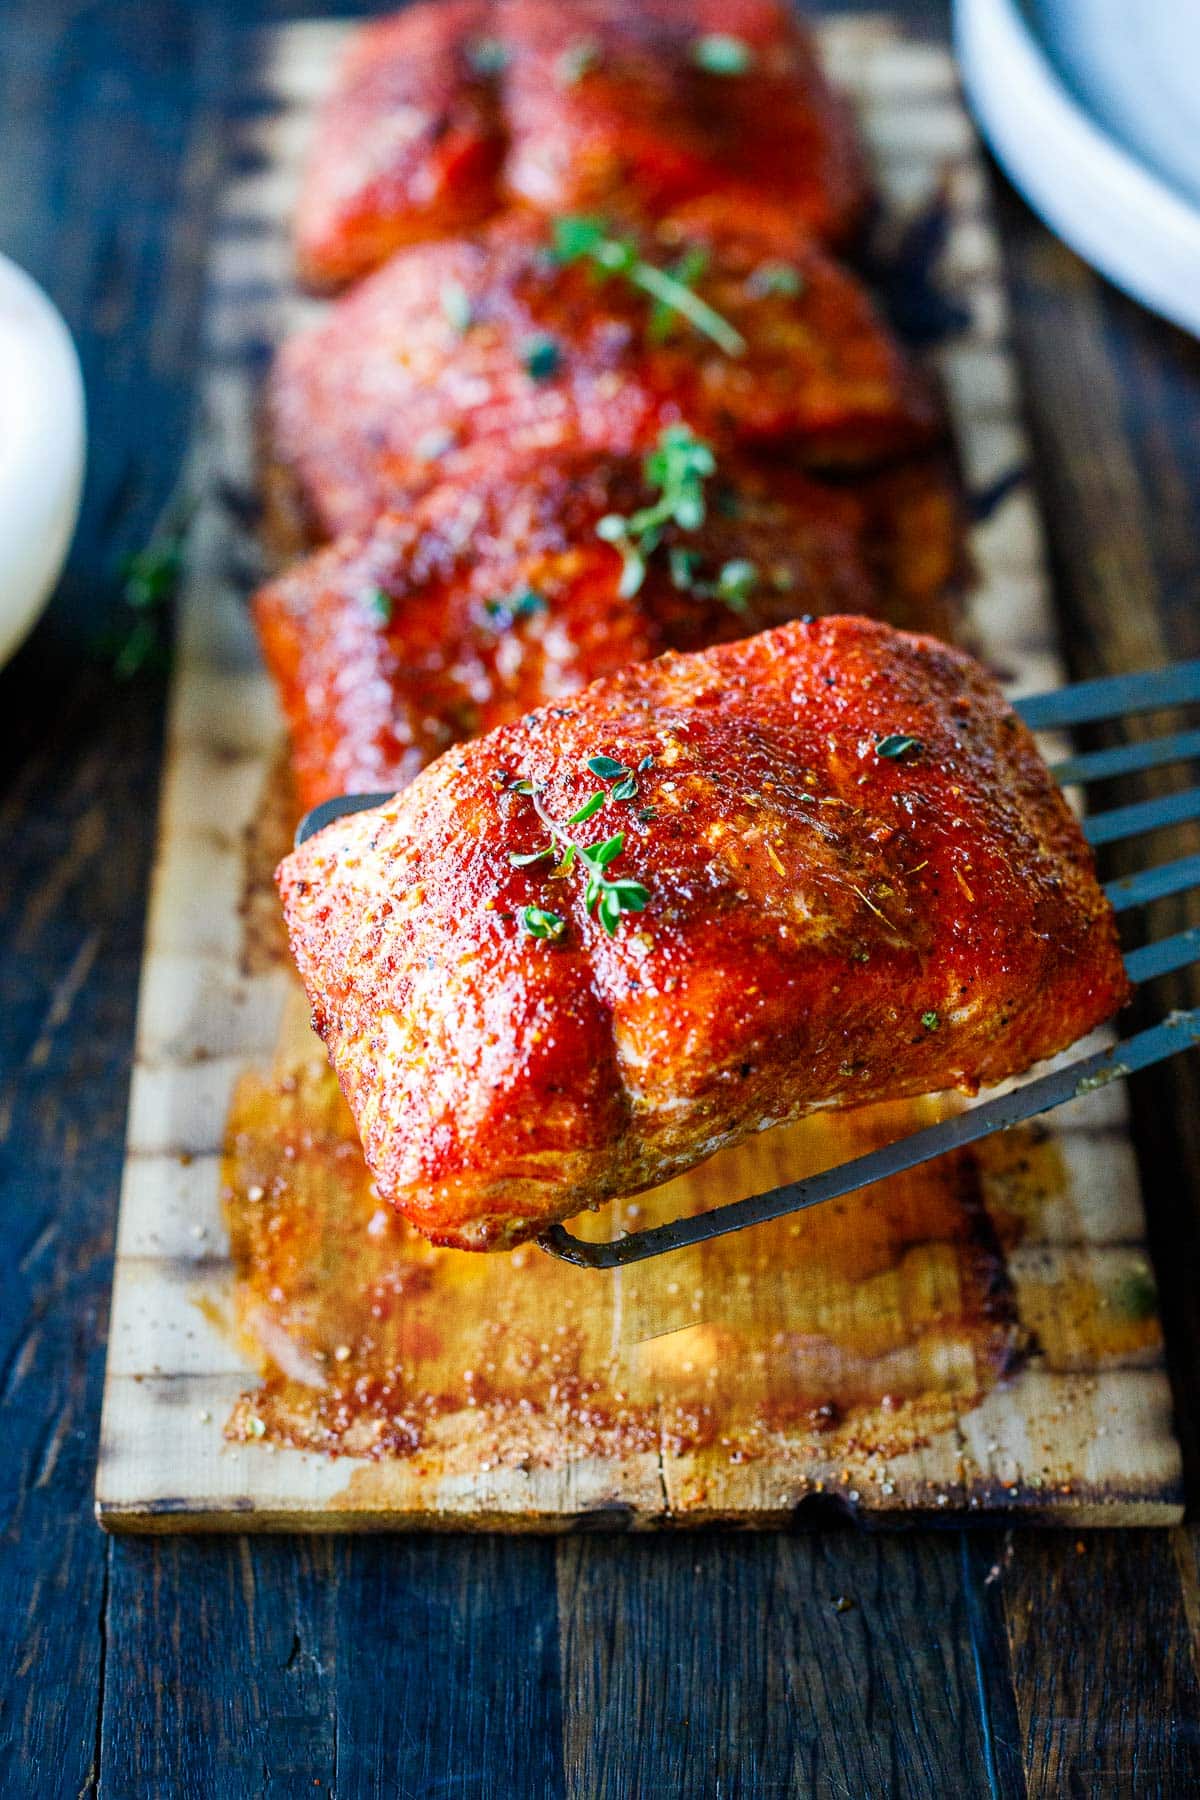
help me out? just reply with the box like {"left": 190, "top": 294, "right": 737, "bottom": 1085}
{"left": 2, "top": 2, "right": 1199, "bottom": 1793}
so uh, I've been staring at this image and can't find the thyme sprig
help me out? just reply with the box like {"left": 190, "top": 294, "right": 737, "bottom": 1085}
{"left": 876, "top": 733, "right": 923, "bottom": 761}
{"left": 556, "top": 37, "right": 601, "bottom": 85}
{"left": 483, "top": 587, "right": 547, "bottom": 630}
{"left": 692, "top": 33, "right": 755, "bottom": 75}
{"left": 596, "top": 425, "right": 716, "bottom": 597}
{"left": 511, "top": 759, "right": 652, "bottom": 937}
{"left": 466, "top": 36, "right": 509, "bottom": 76}
{"left": 594, "top": 427, "right": 764, "bottom": 615}
{"left": 107, "top": 489, "right": 195, "bottom": 678}
{"left": 441, "top": 280, "right": 473, "bottom": 334}
{"left": 550, "top": 215, "right": 746, "bottom": 357}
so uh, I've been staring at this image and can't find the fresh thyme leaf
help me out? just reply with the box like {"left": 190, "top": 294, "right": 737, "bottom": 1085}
{"left": 109, "top": 493, "right": 194, "bottom": 678}
{"left": 921, "top": 1010, "right": 940, "bottom": 1031}
{"left": 586, "top": 831, "right": 625, "bottom": 869}
{"left": 648, "top": 245, "right": 709, "bottom": 342}
{"left": 517, "top": 786, "right": 653, "bottom": 934}
{"left": 122, "top": 539, "right": 184, "bottom": 611}
{"left": 637, "top": 753, "right": 655, "bottom": 771}
{"left": 747, "top": 260, "right": 805, "bottom": 299}
{"left": 551, "top": 214, "right": 609, "bottom": 262}
{"left": 520, "top": 332, "right": 563, "bottom": 381}
{"left": 876, "top": 734, "right": 923, "bottom": 761}
{"left": 596, "top": 424, "right": 717, "bottom": 596}
{"left": 567, "top": 791, "right": 606, "bottom": 827}
{"left": 667, "top": 542, "right": 759, "bottom": 619}
{"left": 582, "top": 755, "right": 640, "bottom": 804}
{"left": 112, "top": 616, "right": 162, "bottom": 680}
{"left": 716, "top": 559, "right": 758, "bottom": 614}
{"left": 484, "top": 588, "right": 547, "bottom": 629}
{"left": 692, "top": 33, "right": 755, "bottom": 74}
{"left": 595, "top": 876, "right": 650, "bottom": 936}
{"left": 596, "top": 515, "right": 647, "bottom": 599}
{"left": 509, "top": 845, "right": 556, "bottom": 867}
{"left": 556, "top": 37, "right": 600, "bottom": 84}
{"left": 521, "top": 905, "right": 566, "bottom": 940}
{"left": 550, "top": 215, "right": 746, "bottom": 356}
{"left": 669, "top": 547, "right": 703, "bottom": 590}
{"left": 366, "top": 587, "right": 393, "bottom": 625}
{"left": 586, "top": 754, "right": 628, "bottom": 780}
{"left": 441, "top": 280, "right": 473, "bottom": 334}
{"left": 467, "top": 36, "right": 509, "bottom": 75}
{"left": 1111, "top": 1265, "right": 1157, "bottom": 1321}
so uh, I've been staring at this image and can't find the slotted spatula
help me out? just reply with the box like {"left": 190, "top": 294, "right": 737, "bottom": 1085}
{"left": 295, "top": 657, "right": 1200, "bottom": 1269}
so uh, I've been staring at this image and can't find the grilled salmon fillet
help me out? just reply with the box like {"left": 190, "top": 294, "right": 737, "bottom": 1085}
{"left": 266, "top": 204, "right": 940, "bottom": 542}
{"left": 255, "top": 440, "right": 960, "bottom": 811}
{"left": 498, "top": 0, "right": 870, "bottom": 243}
{"left": 277, "top": 615, "right": 1129, "bottom": 1250}
{"left": 294, "top": 0, "right": 506, "bottom": 291}
{"left": 293, "top": 0, "right": 868, "bottom": 290}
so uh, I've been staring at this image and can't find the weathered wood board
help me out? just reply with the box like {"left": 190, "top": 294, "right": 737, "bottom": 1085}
{"left": 96, "top": 17, "right": 1183, "bottom": 1531}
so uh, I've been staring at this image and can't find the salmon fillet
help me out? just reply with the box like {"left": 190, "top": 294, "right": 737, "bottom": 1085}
{"left": 255, "top": 441, "right": 961, "bottom": 811}
{"left": 267, "top": 204, "right": 940, "bottom": 541}
{"left": 498, "top": 0, "right": 871, "bottom": 243}
{"left": 277, "top": 615, "right": 1129, "bottom": 1250}
{"left": 293, "top": 0, "right": 869, "bottom": 289}
{"left": 294, "top": 0, "right": 506, "bottom": 291}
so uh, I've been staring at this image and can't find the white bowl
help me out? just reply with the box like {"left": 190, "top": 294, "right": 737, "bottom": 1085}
{"left": 956, "top": 0, "right": 1200, "bottom": 338}
{"left": 0, "top": 254, "right": 86, "bottom": 669}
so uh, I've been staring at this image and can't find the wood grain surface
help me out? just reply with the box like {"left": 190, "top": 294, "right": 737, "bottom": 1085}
{"left": 93, "top": 14, "right": 1182, "bottom": 1535}
{"left": 3, "top": 1, "right": 1200, "bottom": 1794}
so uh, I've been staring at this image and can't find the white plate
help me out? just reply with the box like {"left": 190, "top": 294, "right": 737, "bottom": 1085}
{"left": 0, "top": 254, "right": 86, "bottom": 668}
{"left": 955, "top": 0, "right": 1200, "bottom": 336}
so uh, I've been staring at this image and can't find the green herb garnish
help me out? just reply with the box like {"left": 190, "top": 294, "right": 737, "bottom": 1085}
{"left": 669, "top": 547, "right": 703, "bottom": 590}
{"left": 1110, "top": 1265, "right": 1157, "bottom": 1321}
{"left": 876, "top": 734, "right": 923, "bottom": 761}
{"left": 747, "top": 260, "right": 805, "bottom": 299}
{"left": 509, "top": 761, "right": 652, "bottom": 936}
{"left": 484, "top": 588, "right": 547, "bottom": 630}
{"left": 520, "top": 333, "right": 563, "bottom": 381}
{"left": 586, "top": 754, "right": 643, "bottom": 802}
{"left": 556, "top": 37, "right": 600, "bottom": 84}
{"left": 692, "top": 33, "right": 755, "bottom": 75}
{"left": 921, "top": 1011, "right": 940, "bottom": 1031}
{"left": 596, "top": 424, "right": 716, "bottom": 597}
{"left": 521, "top": 905, "right": 566, "bottom": 940}
{"left": 585, "top": 754, "right": 627, "bottom": 780}
{"left": 714, "top": 559, "right": 758, "bottom": 615}
{"left": 647, "top": 245, "right": 710, "bottom": 343}
{"left": 109, "top": 495, "right": 195, "bottom": 678}
{"left": 467, "top": 36, "right": 509, "bottom": 75}
{"left": 366, "top": 587, "right": 393, "bottom": 625}
{"left": 441, "top": 280, "right": 473, "bottom": 334}
{"left": 550, "top": 215, "right": 746, "bottom": 357}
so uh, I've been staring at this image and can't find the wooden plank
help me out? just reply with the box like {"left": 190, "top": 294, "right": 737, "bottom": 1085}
{"left": 1003, "top": 1531, "right": 1200, "bottom": 1796}
{"left": 100, "top": 1537, "right": 340, "bottom": 1798}
{"left": 557, "top": 1531, "right": 1024, "bottom": 1799}
{"left": 995, "top": 192, "right": 1200, "bottom": 1498}
{"left": 982, "top": 178, "right": 1200, "bottom": 1800}
{"left": 0, "top": 1, "right": 1196, "bottom": 1795}
{"left": 93, "top": 16, "right": 1184, "bottom": 1533}
{"left": 328, "top": 1539, "right": 564, "bottom": 1800}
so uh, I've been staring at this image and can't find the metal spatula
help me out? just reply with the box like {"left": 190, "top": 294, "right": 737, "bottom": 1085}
{"left": 295, "top": 658, "right": 1200, "bottom": 1269}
